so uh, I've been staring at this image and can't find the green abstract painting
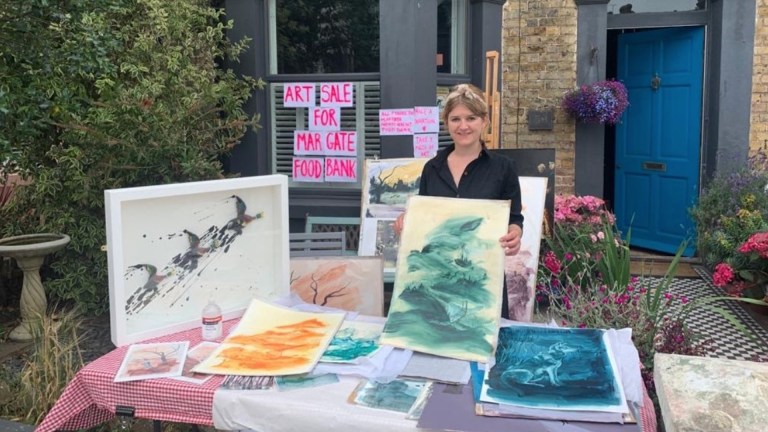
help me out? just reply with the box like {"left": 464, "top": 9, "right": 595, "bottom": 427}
{"left": 381, "top": 196, "right": 510, "bottom": 362}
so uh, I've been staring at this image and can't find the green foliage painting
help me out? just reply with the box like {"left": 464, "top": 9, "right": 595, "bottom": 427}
{"left": 381, "top": 196, "right": 510, "bottom": 362}
{"left": 0, "top": 0, "right": 263, "bottom": 314}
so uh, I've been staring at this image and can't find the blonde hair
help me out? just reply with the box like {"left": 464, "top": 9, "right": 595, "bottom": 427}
{"left": 441, "top": 83, "right": 488, "bottom": 125}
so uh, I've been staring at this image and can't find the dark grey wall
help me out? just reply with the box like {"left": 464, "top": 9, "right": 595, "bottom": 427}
{"left": 574, "top": 0, "right": 609, "bottom": 197}
{"left": 470, "top": 0, "right": 505, "bottom": 147}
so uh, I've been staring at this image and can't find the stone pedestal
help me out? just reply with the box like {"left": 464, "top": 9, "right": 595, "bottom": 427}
{"left": 655, "top": 353, "right": 768, "bottom": 432}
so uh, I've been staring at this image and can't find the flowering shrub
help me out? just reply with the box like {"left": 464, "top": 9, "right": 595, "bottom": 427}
{"left": 710, "top": 232, "right": 768, "bottom": 299}
{"left": 561, "top": 80, "right": 629, "bottom": 125}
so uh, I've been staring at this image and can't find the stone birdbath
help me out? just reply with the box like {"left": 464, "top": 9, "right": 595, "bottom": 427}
{"left": 0, "top": 233, "right": 70, "bottom": 341}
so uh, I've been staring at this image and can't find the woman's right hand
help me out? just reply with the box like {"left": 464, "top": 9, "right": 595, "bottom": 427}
{"left": 394, "top": 213, "right": 406, "bottom": 236}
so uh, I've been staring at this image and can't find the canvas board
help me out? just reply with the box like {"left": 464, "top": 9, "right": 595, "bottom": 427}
{"left": 481, "top": 325, "right": 628, "bottom": 414}
{"left": 193, "top": 298, "right": 345, "bottom": 376}
{"left": 381, "top": 195, "right": 510, "bottom": 362}
{"left": 114, "top": 341, "right": 189, "bottom": 382}
{"left": 105, "top": 175, "right": 290, "bottom": 346}
{"left": 290, "top": 256, "right": 385, "bottom": 316}
{"left": 505, "top": 176, "right": 547, "bottom": 322}
{"left": 359, "top": 157, "right": 428, "bottom": 219}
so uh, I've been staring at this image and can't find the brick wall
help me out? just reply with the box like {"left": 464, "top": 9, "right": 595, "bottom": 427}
{"left": 751, "top": 0, "right": 768, "bottom": 154}
{"left": 501, "top": 1, "right": 577, "bottom": 195}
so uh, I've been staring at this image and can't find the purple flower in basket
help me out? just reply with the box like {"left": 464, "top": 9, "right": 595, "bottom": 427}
{"left": 561, "top": 80, "right": 629, "bottom": 125}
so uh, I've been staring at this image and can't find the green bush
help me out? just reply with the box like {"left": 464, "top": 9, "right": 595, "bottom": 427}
{"left": 0, "top": 0, "right": 263, "bottom": 314}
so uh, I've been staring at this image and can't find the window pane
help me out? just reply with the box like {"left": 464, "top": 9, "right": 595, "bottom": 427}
{"left": 437, "top": 0, "right": 466, "bottom": 74}
{"left": 274, "top": 0, "right": 379, "bottom": 74}
{"left": 608, "top": 1, "right": 705, "bottom": 14}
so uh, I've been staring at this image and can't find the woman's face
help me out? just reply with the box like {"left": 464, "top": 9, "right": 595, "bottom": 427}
{"left": 445, "top": 104, "right": 487, "bottom": 149}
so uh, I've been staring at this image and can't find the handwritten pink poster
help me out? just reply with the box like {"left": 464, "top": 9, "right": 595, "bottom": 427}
{"left": 292, "top": 157, "right": 324, "bottom": 182}
{"left": 309, "top": 107, "right": 342, "bottom": 131}
{"left": 412, "top": 106, "right": 440, "bottom": 133}
{"left": 283, "top": 83, "right": 316, "bottom": 108}
{"left": 322, "top": 131, "right": 357, "bottom": 156}
{"left": 319, "top": 82, "right": 354, "bottom": 107}
{"left": 413, "top": 134, "right": 439, "bottom": 158}
{"left": 294, "top": 131, "right": 324, "bottom": 155}
{"left": 379, "top": 109, "right": 414, "bottom": 136}
{"left": 324, "top": 157, "right": 357, "bottom": 182}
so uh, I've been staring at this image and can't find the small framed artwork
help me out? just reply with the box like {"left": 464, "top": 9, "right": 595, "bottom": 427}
{"left": 105, "top": 175, "right": 290, "bottom": 346}
{"left": 290, "top": 256, "right": 385, "bottom": 316}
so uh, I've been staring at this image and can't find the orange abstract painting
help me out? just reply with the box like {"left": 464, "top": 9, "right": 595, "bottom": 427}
{"left": 192, "top": 299, "right": 345, "bottom": 376}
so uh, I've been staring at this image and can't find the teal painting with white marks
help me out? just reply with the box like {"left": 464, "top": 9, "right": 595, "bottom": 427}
{"left": 320, "top": 320, "right": 383, "bottom": 363}
{"left": 381, "top": 196, "right": 510, "bottom": 362}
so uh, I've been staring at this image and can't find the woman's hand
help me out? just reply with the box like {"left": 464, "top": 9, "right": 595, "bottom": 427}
{"left": 500, "top": 224, "right": 522, "bottom": 256}
{"left": 394, "top": 213, "right": 406, "bottom": 236}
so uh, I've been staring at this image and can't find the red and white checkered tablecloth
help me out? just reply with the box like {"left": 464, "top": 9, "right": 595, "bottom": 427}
{"left": 35, "top": 319, "right": 240, "bottom": 432}
{"left": 36, "top": 317, "right": 659, "bottom": 432}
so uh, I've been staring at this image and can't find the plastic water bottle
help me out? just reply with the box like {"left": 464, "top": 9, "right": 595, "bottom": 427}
{"left": 201, "top": 299, "right": 223, "bottom": 341}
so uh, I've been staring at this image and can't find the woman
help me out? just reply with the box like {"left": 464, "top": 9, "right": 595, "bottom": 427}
{"left": 395, "top": 83, "right": 524, "bottom": 319}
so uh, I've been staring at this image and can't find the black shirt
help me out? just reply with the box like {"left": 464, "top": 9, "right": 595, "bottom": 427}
{"left": 418, "top": 144, "right": 524, "bottom": 229}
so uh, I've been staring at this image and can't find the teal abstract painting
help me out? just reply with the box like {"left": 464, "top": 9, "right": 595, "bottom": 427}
{"left": 320, "top": 320, "right": 383, "bottom": 363}
{"left": 481, "top": 325, "right": 628, "bottom": 413}
{"left": 381, "top": 196, "right": 510, "bottom": 362}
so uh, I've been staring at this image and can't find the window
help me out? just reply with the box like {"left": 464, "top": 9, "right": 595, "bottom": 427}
{"left": 269, "top": 0, "right": 379, "bottom": 74}
{"left": 271, "top": 82, "right": 382, "bottom": 188}
{"left": 608, "top": 0, "right": 705, "bottom": 14}
{"left": 437, "top": 0, "right": 467, "bottom": 74}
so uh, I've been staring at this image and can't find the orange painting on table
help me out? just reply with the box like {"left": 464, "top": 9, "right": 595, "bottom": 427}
{"left": 115, "top": 341, "right": 189, "bottom": 382}
{"left": 192, "top": 298, "right": 345, "bottom": 376}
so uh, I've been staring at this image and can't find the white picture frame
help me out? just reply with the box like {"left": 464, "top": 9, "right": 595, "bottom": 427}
{"left": 105, "top": 175, "right": 290, "bottom": 346}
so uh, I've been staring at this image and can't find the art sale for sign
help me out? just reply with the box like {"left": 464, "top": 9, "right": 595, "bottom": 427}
{"left": 287, "top": 82, "right": 358, "bottom": 183}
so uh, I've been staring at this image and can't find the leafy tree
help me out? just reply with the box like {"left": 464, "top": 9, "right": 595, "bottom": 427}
{"left": 0, "top": 0, "right": 263, "bottom": 314}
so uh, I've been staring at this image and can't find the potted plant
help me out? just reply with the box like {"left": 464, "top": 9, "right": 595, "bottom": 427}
{"left": 561, "top": 80, "right": 629, "bottom": 125}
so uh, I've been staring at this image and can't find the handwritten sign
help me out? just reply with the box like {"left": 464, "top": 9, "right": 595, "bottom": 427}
{"left": 412, "top": 106, "right": 440, "bottom": 133}
{"left": 283, "top": 83, "right": 316, "bottom": 108}
{"left": 309, "top": 107, "right": 341, "bottom": 131}
{"left": 324, "top": 157, "right": 357, "bottom": 182}
{"left": 323, "top": 131, "right": 357, "bottom": 156}
{"left": 292, "top": 157, "right": 324, "bottom": 182}
{"left": 413, "top": 133, "right": 439, "bottom": 158}
{"left": 294, "top": 131, "right": 323, "bottom": 155}
{"left": 379, "top": 109, "right": 414, "bottom": 136}
{"left": 320, "top": 82, "right": 354, "bottom": 107}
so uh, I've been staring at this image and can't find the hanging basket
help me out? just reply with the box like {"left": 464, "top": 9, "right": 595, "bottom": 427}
{"left": 561, "top": 80, "right": 629, "bottom": 125}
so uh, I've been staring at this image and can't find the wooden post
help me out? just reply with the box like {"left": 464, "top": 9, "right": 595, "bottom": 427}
{"left": 483, "top": 51, "right": 500, "bottom": 149}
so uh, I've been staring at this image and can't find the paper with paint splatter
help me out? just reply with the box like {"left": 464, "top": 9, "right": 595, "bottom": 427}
{"left": 192, "top": 298, "right": 345, "bottom": 376}
{"left": 381, "top": 195, "right": 509, "bottom": 362}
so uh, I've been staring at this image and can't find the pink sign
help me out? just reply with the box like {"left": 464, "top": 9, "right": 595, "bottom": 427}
{"left": 323, "top": 131, "right": 357, "bottom": 156}
{"left": 294, "top": 131, "right": 323, "bottom": 155}
{"left": 309, "top": 107, "right": 341, "bottom": 131}
{"left": 413, "top": 133, "right": 439, "bottom": 158}
{"left": 412, "top": 106, "right": 440, "bottom": 133}
{"left": 292, "top": 157, "right": 324, "bottom": 182}
{"left": 283, "top": 83, "right": 316, "bottom": 108}
{"left": 324, "top": 157, "right": 357, "bottom": 182}
{"left": 379, "top": 109, "right": 414, "bottom": 136}
{"left": 320, "top": 82, "right": 354, "bottom": 107}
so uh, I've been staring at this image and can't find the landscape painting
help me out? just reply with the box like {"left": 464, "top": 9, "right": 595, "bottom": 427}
{"left": 320, "top": 320, "right": 384, "bottom": 363}
{"left": 481, "top": 325, "right": 628, "bottom": 413}
{"left": 360, "top": 157, "right": 428, "bottom": 218}
{"left": 504, "top": 177, "right": 548, "bottom": 322}
{"left": 192, "top": 298, "right": 345, "bottom": 376}
{"left": 105, "top": 175, "right": 290, "bottom": 346}
{"left": 290, "top": 256, "right": 384, "bottom": 316}
{"left": 115, "top": 341, "right": 189, "bottom": 382}
{"left": 381, "top": 196, "right": 510, "bottom": 362}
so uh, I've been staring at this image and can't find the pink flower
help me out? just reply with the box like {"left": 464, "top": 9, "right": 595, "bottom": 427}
{"left": 543, "top": 251, "right": 561, "bottom": 274}
{"left": 712, "top": 263, "right": 735, "bottom": 287}
{"left": 597, "top": 231, "right": 605, "bottom": 240}
{"left": 590, "top": 234, "right": 598, "bottom": 243}
{"left": 564, "top": 252, "right": 574, "bottom": 261}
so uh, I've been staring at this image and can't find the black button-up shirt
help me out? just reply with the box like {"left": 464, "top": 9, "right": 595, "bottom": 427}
{"left": 418, "top": 144, "right": 524, "bottom": 229}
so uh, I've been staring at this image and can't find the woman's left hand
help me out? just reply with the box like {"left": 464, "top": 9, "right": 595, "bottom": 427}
{"left": 499, "top": 224, "right": 523, "bottom": 256}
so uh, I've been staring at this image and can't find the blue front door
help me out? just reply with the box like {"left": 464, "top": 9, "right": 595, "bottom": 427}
{"left": 615, "top": 27, "right": 704, "bottom": 256}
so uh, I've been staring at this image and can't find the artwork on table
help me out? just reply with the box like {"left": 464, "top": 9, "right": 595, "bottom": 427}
{"left": 290, "top": 256, "right": 384, "bottom": 316}
{"left": 381, "top": 196, "right": 510, "bottom": 362}
{"left": 481, "top": 325, "right": 628, "bottom": 414}
{"left": 489, "top": 149, "right": 555, "bottom": 237}
{"left": 360, "top": 157, "right": 428, "bottom": 219}
{"left": 172, "top": 341, "right": 219, "bottom": 384}
{"left": 192, "top": 298, "right": 345, "bottom": 376}
{"left": 358, "top": 218, "right": 399, "bottom": 277}
{"left": 320, "top": 320, "right": 384, "bottom": 363}
{"left": 275, "top": 373, "right": 340, "bottom": 391}
{"left": 115, "top": 342, "right": 189, "bottom": 382}
{"left": 505, "top": 177, "right": 548, "bottom": 322}
{"left": 105, "top": 175, "right": 290, "bottom": 346}
{"left": 350, "top": 378, "right": 430, "bottom": 414}
{"left": 219, "top": 375, "right": 274, "bottom": 390}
